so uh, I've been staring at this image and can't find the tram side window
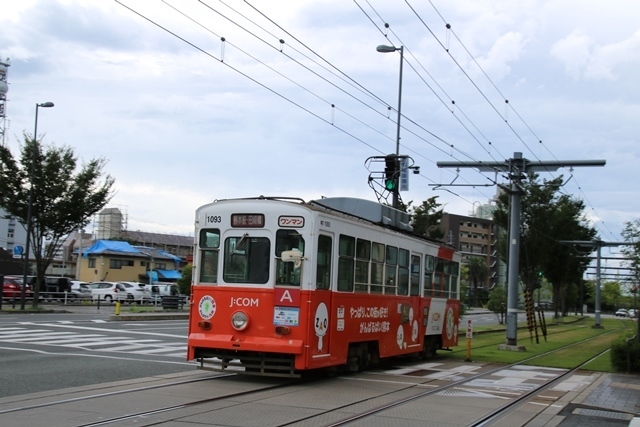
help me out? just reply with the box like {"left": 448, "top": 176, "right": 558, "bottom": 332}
{"left": 316, "top": 235, "right": 332, "bottom": 290}
{"left": 397, "top": 249, "right": 410, "bottom": 296}
{"left": 354, "top": 239, "right": 371, "bottom": 292}
{"left": 443, "top": 260, "right": 452, "bottom": 298}
{"left": 223, "top": 235, "right": 270, "bottom": 284}
{"left": 275, "top": 230, "right": 305, "bottom": 286}
{"left": 384, "top": 245, "right": 397, "bottom": 295}
{"left": 199, "top": 229, "right": 220, "bottom": 284}
{"left": 370, "top": 242, "right": 384, "bottom": 294}
{"left": 423, "top": 255, "right": 435, "bottom": 297}
{"left": 450, "top": 261, "right": 460, "bottom": 299}
{"left": 434, "top": 258, "right": 444, "bottom": 297}
{"left": 337, "top": 235, "right": 355, "bottom": 292}
{"left": 410, "top": 254, "right": 421, "bottom": 296}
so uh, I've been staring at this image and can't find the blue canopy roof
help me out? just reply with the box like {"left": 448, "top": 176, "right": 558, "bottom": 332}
{"left": 155, "top": 269, "right": 182, "bottom": 280}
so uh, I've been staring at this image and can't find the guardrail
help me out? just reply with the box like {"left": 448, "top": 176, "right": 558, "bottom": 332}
{"left": 1, "top": 293, "right": 189, "bottom": 309}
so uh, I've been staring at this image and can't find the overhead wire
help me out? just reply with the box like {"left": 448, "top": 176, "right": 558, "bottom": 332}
{"left": 423, "top": 0, "right": 614, "bottom": 241}
{"left": 116, "top": 0, "right": 610, "bottom": 239}
{"left": 360, "top": 0, "right": 507, "bottom": 164}
{"left": 115, "top": 0, "right": 384, "bottom": 155}
{"left": 137, "top": 0, "right": 496, "bottom": 203}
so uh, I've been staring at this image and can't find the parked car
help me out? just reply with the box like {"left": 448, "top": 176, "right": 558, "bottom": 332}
{"left": 615, "top": 309, "right": 629, "bottom": 317}
{"left": 2, "top": 276, "right": 33, "bottom": 300}
{"left": 89, "top": 282, "right": 128, "bottom": 303}
{"left": 118, "top": 281, "right": 151, "bottom": 304}
{"left": 19, "top": 276, "right": 73, "bottom": 302}
{"left": 150, "top": 283, "right": 179, "bottom": 298}
{"left": 69, "top": 281, "right": 93, "bottom": 301}
{"left": 149, "top": 283, "right": 186, "bottom": 304}
{"left": 628, "top": 309, "right": 637, "bottom": 318}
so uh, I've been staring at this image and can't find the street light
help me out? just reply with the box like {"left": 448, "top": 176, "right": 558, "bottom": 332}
{"left": 376, "top": 44, "right": 403, "bottom": 209}
{"left": 20, "top": 101, "right": 54, "bottom": 309}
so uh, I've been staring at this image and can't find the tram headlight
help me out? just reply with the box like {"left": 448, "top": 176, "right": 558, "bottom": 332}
{"left": 231, "top": 311, "right": 249, "bottom": 331}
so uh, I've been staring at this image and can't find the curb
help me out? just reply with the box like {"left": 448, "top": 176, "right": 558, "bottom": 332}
{"left": 108, "top": 313, "right": 189, "bottom": 321}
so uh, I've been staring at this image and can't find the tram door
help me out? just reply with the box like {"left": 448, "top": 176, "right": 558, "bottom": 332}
{"left": 308, "top": 233, "right": 333, "bottom": 358}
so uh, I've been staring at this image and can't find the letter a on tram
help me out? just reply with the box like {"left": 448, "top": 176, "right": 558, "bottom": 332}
{"left": 275, "top": 288, "right": 300, "bottom": 307}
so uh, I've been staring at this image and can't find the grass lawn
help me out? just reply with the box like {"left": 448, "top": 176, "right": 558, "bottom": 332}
{"left": 449, "top": 316, "right": 636, "bottom": 372}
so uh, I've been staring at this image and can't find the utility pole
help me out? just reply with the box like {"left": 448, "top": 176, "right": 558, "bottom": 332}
{"left": 561, "top": 239, "right": 628, "bottom": 328}
{"left": 437, "top": 152, "right": 605, "bottom": 349}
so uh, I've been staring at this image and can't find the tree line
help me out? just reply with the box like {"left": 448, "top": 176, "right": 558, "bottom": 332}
{"left": 407, "top": 175, "right": 640, "bottom": 317}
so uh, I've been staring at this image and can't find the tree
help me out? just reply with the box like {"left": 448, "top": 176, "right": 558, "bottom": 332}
{"left": 621, "top": 219, "right": 640, "bottom": 284}
{"left": 468, "top": 256, "right": 488, "bottom": 306}
{"left": 493, "top": 175, "right": 595, "bottom": 318}
{"left": 177, "top": 264, "right": 192, "bottom": 295}
{"left": 486, "top": 285, "right": 507, "bottom": 324}
{"left": 409, "top": 196, "right": 444, "bottom": 240}
{"left": 0, "top": 134, "right": 115, "bottom": 307}
{"left": 601, "top": 281, "right": 623, "bottom": 311}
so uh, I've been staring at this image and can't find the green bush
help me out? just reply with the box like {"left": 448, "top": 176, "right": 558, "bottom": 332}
{"left": 177, "top": 264, "right": 192, "bottom": 295}
{"left": 610, "top": 332, "right": 640, "bottom": 373}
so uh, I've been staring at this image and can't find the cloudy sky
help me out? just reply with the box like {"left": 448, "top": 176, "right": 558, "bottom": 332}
{"left": 1, "top": 0, "right": 639, "bottom": 267}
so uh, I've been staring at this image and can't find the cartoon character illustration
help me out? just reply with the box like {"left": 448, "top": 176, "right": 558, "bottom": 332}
{"left": 410, "top": 307, "right": 419, "bottom": 342}
{"left": 446, "top": 307, "right": 455, "bottom": 340}
{"left": 396, "top": 324, "right": 405, "bottom": 349}
{"left": 314, "top": 302, "right": 328, "bottom": 351}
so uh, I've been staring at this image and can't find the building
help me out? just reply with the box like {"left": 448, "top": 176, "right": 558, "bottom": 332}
{"left": 440, "top": 211, "right": 499, "bottom": 291}
{"left": 78, "top": 240, "right": 183, "bottom": 283}
{"left": 47, "top": 207, "right": 193, "bottom": 279}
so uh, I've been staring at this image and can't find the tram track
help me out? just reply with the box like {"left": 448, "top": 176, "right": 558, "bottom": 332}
{"left": 305, "top": 327, "right": 623, "bottom": 427}
{"left": 0, "top": 373, "right": 228, "bottom": 416}
{"left": 0, "top": 326, "right": 625, "bottom": 427}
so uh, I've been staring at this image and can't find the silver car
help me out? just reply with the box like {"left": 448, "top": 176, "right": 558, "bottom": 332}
{"left": 69, "top": 281, "right": 93, "bottom": 301}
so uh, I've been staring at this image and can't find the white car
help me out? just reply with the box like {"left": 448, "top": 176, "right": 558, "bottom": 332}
{"left": 69, "top": 281, "right": 93, "bottom": 301}
{"left": 615, "top": 309, "right": 629, "bottom": 317}
{"left": 89, "top": 282, "right": 128, "bottom": 303}
{"left": 118, "top": 281, "right": 151, "bottom": 304}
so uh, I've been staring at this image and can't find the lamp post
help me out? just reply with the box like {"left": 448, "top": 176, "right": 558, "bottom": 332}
{"left": 20, "top": 101, "right": 54, "bottom": 309}
{"left": 376, "top": 44, "right": 403, "bottom": 209}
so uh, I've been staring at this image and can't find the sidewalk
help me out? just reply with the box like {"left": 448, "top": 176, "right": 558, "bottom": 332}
{"left": 0, "top": 301, "right": 189, "bottom": 321}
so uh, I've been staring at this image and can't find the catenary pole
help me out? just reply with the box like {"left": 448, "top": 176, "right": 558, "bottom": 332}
{"left": 437, "top": 152, "right": 605, "bottom": 348}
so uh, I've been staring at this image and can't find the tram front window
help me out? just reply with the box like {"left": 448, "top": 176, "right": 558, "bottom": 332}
{"left": 276, "top": 230, "right": 305, "bottom": 286}
{"left": 199, "top": 229, "right": 219, "bottom": 284}
{"left": 223, "top": 235, "right": 270, "bottom": 284}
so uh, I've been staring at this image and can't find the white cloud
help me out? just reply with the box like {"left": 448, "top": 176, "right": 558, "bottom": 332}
{"left": 552, "top": 28, "right": 640, "bottom": 81}
{"left": 550, "top": 30, "right": 593, "bottom": 79}
{"left": 1, "top": 0, "right": 639, "bottom": 245}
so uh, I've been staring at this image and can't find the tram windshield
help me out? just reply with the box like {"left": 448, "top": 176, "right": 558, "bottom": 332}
{"left": 275, "top": 230, "right": 305, "bottom": 286}
{"left": 223, "top": 235, "right": 270, "bottom": 284}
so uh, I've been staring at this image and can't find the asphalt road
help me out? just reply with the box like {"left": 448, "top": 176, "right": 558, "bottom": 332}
{"left": 0, "top": 312, "right": 195, "bottom": 398}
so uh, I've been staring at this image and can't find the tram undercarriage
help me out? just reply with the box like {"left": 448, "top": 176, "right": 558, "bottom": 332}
{"left": 195, "top": 348, "right": 299, "bottom": 378}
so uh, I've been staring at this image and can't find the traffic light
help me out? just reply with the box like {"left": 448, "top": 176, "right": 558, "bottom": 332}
{"left": 384, "top": 155, "right": 399, "bottom": 191}
{"left": 535, "top": 271, "right": 543, "bottom": 289}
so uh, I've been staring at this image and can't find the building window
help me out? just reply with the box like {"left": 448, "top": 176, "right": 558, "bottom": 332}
{"left": 109, "top": 259, "right": 134, "bottom": 269}
{"left": 88, "top": 258, "right": 96, "bottom": 268}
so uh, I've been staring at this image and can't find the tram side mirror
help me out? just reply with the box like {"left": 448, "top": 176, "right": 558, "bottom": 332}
{"left": 281, "top": 249, "right": 306, "bottom": 269}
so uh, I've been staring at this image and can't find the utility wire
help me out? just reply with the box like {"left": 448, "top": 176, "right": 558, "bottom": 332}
{"left": 116, "top": 0, "right": 384, "bottom": 155}
{"left": 424, "top": 0, "right": 613, "bottom": 241}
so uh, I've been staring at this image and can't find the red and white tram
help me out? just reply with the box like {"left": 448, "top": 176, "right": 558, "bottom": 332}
{"left": 187, "top": 196, "right": 461, "bottom": 377}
